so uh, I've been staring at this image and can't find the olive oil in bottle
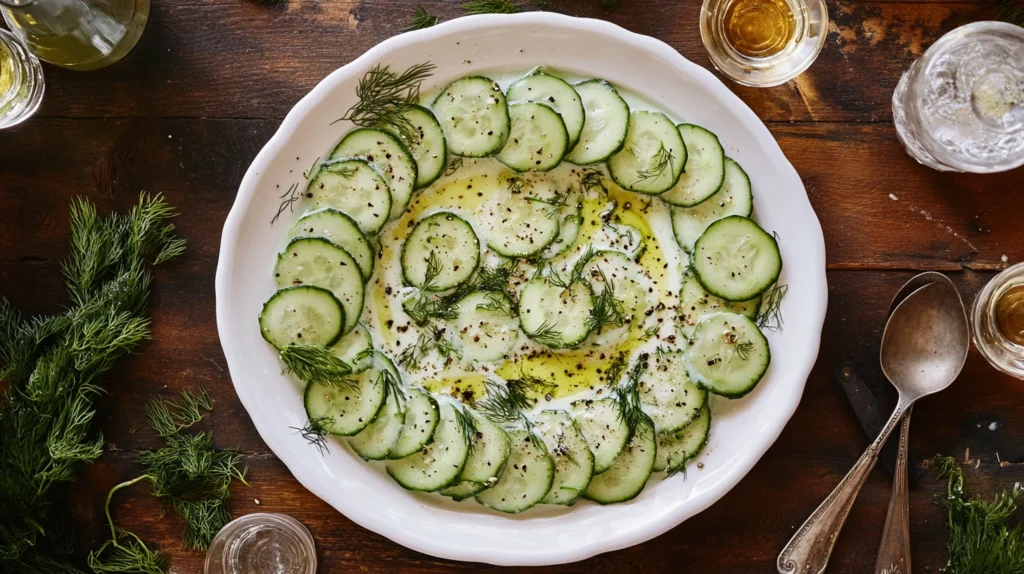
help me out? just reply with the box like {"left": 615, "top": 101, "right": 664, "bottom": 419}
{"left": 722, "top": 0, "right": 796, "bottom": 58}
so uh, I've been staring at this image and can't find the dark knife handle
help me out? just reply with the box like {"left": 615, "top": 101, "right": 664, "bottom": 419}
{"left": 834, "top": 361, "right": 900, "bottom": 478}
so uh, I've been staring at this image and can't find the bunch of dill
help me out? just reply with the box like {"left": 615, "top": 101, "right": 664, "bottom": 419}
{"left": 0, "top": 193, "right": 185, "bottom": 573}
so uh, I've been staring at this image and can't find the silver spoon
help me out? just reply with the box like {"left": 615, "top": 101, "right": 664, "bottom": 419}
{"left": 777, "top": 279, "right": 969, "bottom": 574}
{"left": 874, "top": 272, "right": 958, "bottom": 573}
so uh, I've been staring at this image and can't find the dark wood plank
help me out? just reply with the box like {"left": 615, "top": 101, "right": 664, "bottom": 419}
{"left": 28, "top": 0, "right": 994, "bottom": 122}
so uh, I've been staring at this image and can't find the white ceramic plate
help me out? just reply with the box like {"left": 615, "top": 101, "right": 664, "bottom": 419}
{"left": 216, "top": 13, "right": 827, "bottom": 566}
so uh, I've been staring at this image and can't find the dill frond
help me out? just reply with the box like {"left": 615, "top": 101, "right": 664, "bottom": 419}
{"left": 335, "top": 62, "right": 436, "bottom": 142}
{"left": 279, "top": 343, "right": 355, "bottom": 390}
{"left": 454, "top": 406, "right": 479, "bottom": 449}
{"left": 421, "top": 250, "right": 444, "bottom": 291}
{"left": 270, "top": 182, "right": 302, "bottom": 226}
{"left": 634, "top": 142, "right": 674, "bottom": 185}
{"left": 475, "top": 378, "right": 535, "bottom": 423}
{"left": 379, "top": 368, "right": 407, "bottom": 414}
{"left": 462, "top": 0, "right": 519, "bottom": 14}
{"left": 292, "top": 416, "right": 333, "bottom": 456}
{"left": 145, "top": 387, "right": 213, "bottom": 438}
{"left": 734, "top": 340, "right": 754, "bottom": 361}
{"left": 523, "top": 320, "right": 565, "bottom": 347}
{"left": 586, "top": 268, "right": 626, "bottom": 335}
{"left": 756, "top": 284, "right": 788, "bottom": 331}
{"left": 406, "top": 4, "right": 440, "bottom": 31}
{"left": 580, "top": 168, "right": 606, "bottom": 194}
{"left": 640, "top": 324, "right": 660, "bottom": 341}
{"left": 614, "top": 356, "right": 651, "bottom": 439}
{"left": 445, "top": 157, "right": 464, "bottom": 177}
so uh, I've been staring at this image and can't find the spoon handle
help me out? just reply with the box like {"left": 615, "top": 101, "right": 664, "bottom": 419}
{"left": 875, "top": 406, "right": 913, "bottom": 574}
{"left": 777, "top": 398, "right": 913, "bottom": 574}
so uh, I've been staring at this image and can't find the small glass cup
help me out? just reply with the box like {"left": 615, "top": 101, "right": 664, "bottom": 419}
{"left": 205, "top": 513, "right": 317, "bottom": 574}
{"left": 972, "top": 261, "right": 1024, "bottom": 380}
{"left": 0, "top": 28, "right": 44, "bottom": 129}
{"left": 700, "top": 0, "right": 828, "bottom": 87}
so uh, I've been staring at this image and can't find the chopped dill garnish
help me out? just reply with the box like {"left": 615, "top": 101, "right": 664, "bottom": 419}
{"left": 476, "top": 291, "right": 514, "bottom": 315}
{"left": 454, "top": 406, "right": 479, "bottom": 449}
{"left": 403, "top": 260, "right": 516, "bottom": 327}
{"left": 445, "top": 156, "right": 464, "bottom": 176}
{"left": 271, "top": 182, "right": 302, "bottom": 226}
{"left": 302, "top": 156, "right": 321, "bottom": 180}
{"left": 278, "top": 343, "right": 356, "bottom": 390}
{"left": 334, "top": 62, "right": 436, "bottom": 142}
{"left": 640, "top": 324, "right": 660, "bottom": 341}
{"left": 476, "top": 378, "right": 533, "bottom": 423}
{"left": 603, "top": 352, "right": 628, "bottom": 387}
{"left": 421, "top": 250, "right": 444, "bottom": 291}
{"left": 145, "top": 387, "right": 214, "bottom": 438}
{"left": 379, "top": 368, "right": 407, "bottom": 414}
{"left": 523, "top": 320, "right": 565, "bottom": 348}
{"left": 734, "top": 340, "right": 755, "bottom": 361}
{"left": 507, "top": 175, "right": 525, "bottom": 194}
{"left": 462, "top": 0, "right": 520, "bottom": 14}
{"left": 586, "top": 268, "right": 626, "bottom": 335}
{"left": 634, "top": 142, "right": 675, "bottom": 185}
{"left": 292, "top": 416, "right": 333, "bottom": 456}
{"left": 548, "top": 245, "right": 597, "bottom": 289}
{"left": 614, "top": 355, "right": 652, "bottom": 439}
{"left": 405, "top": 4, "right": 440, "bottom": 31}
{"left": 396, "top": 332, "right": 434, "bottom": 370}
{"left": 581, "top": 168, "right": 606, "bottom": 194}
{"left": 756, "top": 284, "right": 788, "bottom": 331}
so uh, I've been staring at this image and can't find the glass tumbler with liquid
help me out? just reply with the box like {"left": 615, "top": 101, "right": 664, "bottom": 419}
{"left": 0, "top": 28, "right": 44, "bottom": 128}
{"left": 892, "top": 22, "right": 1024, "bottom": 173}
{"left": 1, "top": 0, "right": 149, "bottom": 71}
{"left": 973, "top": 261, "right": 1024, "bottom": 380}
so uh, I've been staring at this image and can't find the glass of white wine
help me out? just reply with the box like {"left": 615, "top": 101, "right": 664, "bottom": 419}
{"left": 0, "top": 28, "right": 44, "bottom": 128}
{"left": 1, "top": 0, "right": 149, "bottom": 71}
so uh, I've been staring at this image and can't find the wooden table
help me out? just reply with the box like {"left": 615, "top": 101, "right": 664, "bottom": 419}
{"left": 2, "top": 0, "right": 1022, "bottom": 571}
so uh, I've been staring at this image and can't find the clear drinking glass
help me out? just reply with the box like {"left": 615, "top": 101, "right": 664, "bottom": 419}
{"left": 972, "top": 262, "right": 1024, "bottom": 380}
{"left": 892, "top": 22, "right": 1024, "bottom": 173}
{"left": 700, "top": 0, "right": 828, "bottom": 87}
{"left": 0, "top": 28, "right": 44, "bottom": 128}
{"left": 1, "top": 0, "right": 149, "bottom": 71}
{"left": 205, "top": 513, "right": 317, "bottom": 574}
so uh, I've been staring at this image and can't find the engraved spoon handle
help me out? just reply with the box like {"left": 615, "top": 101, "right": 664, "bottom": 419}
{"left": 875, "top": 406, "right": 913, "bottom": 574}
{"left": 777, "top": 397, "right": 913, "bottom": 574}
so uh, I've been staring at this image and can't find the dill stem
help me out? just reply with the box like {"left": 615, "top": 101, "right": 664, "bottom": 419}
{"left": 104, "top": 475, "right": 155, "bottom": 545}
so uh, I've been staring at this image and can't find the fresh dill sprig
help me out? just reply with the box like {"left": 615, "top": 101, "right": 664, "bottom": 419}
{"left": 507, "top": 175, "right": 525, "bottom": 194}
{"left": 302, "top": 156, "right": 321, "bottom": 180}
{"left": 454, "top": 406, "right": 480, "bottom": 449}
{"left": 640, "top": 324, "right": 660, "bottom": 341}
{"left": 445, "top": 157, "right": 464, "bottom": 176}
{"left": 734, "top": 340, "right": 755, "bottom": 361}
{"left": 603, "top": 353, "right": 628, "bottom": 387}
{"left": 634, "top": 142, "right": 674, "bottom": 185}
{"left": 271, "top": 182, "right": 302, "bottom": 226}
{"left": 476, "top": 378, "right": 533, "bottom": 423}
{"left": 581, "top": 168, "right": 606, "bottom": 194}
{"left": 586, "top": 269, "right": 626, "bottom": 335}
{"left": 548, "top": 245, "right": 597, "bottom": 290}
{"left": 88, "top": 476, "right": 168, "bottom": 574}
{"left": 335, "top": 62, "right": 436, "bottom": 142}
{"left": 279, "top": 343, "right": 356, "bottom": 390}
{"left": 405, "top": 4, "right": 440, "bottom": 31}
{"left": 379, "top": 368, "right": 407, "bottom": 414}
{"left": 755, "top": 284, "right": 788, "bottom": 331}
{"left": 524, "top": 320, "right": 565, "bottom": 348}
{"left": 396, "top": 332, "right": 433, "bottom": 370}
{"left": 421, "top": 250, "right": 444, "bottom": 291}
{"left": 404, "top": 260, "right": 516, "bottom": 327}
{"left": 292, "top": 416, "right": 333, "bottom": 456}
{"left": 145, "top": 387, "right": 213, "bottom": 438}
{"left": 476, "top": 291, "right": 514, "bottom": 315}
{"left": 462, "top": 0, "right": 519, "bottom": 14}
{"left": 933, "top": 455, "right": 1024, "bottom": 573}
{"left": 614, "top": 356, "right": 651, "bottom": 439}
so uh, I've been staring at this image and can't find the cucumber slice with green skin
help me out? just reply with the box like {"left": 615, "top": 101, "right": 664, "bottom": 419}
{"left": 381, "top": 104, "right": 447, "bottom": 189}
{"left": 684, "top": 311, "right": 770, "bottom": 398}
{"left": 538, "top": 190, "right": 583, "bottom": 259}
{"left": 306, "top": 159, "right": 391, "bottom": 235}
{"left": 386, "top": 402, "right": 470, "bottom": 492}
{"left": 518, "top": 278, "right": 594, "bottom": 349}
{"left": 347, "top": 354, "right": 405, "bottom": 458}
{"left": 388, "top": 387, "right": 440, "bottom": 459}
{"left": 432, "top": 76, "right": 510, "bottom": 158}
{"left": 535, "top": 410, "right": 595, "bottom": 506}
{"left": 274, "top": 237, "right": 364, "bottom": 336}
{"left": 654, "top": 404, "right": 711, "bottom": 472}
{"left": 497, "top": 102, "right": 569, "bottom": 172}
{"left": 484, "top": 187, "right": 560, "bottom": 258}
{"left": 588, "top": 219, "right": 645, "bottom": 261}
{"left": 565, "top": 79, "right": 630, "bottom": 165}
{"left": 607, "top": 111, "right": 686, "bottom": 195}
{"left": 507, "top": 71, "right": 586, "bottom": 150}
{"left": 571, "top": 398, "right": 629, "bottom": 474}
{"left": 677, "top": 272, "right": 759, "bottom": 339}
{"left": 303, "top": 352, "right": 390, "bottom": 436}
{"left": 671, "top": 157, "right": 753, "bottom": 253}
{"left": 330, "top": 128, "right": 418, "bottom": 220}
{"left": 450, "top": 290, "right": 519, "bottom": 363}
{"left": 459, "top": 413, "right": 511, "bottom": 484}
{"left": 659, "top": 124, "right": 726, "bottom": 207}
{"left": 401, "top": 212, "right": 480, "bottom": 291}
{"left": 475, "top": 430, "right": 554, "bottom": 514}
{"left": 290, "top": 208, "right": 375, "bottom": 281}
{"left": 329, "top": 323, "right": 373, "bottom": 373}
{"left": 584, "top": 250, "right": 649, "bottom": 323}
{"left": 259, "top": 286, "right": 345, "bottom": 349}
{"left": 583, "top": 418, "right": 656, "bottom": 504}
{"left": 692, "top": 215, "right": 782, "bottom": 302}
{"left": 639, "top": 349, "right": 708, "bottom": 433}
{"left": 440, "top": 480, "right": 486, "bottom": 501}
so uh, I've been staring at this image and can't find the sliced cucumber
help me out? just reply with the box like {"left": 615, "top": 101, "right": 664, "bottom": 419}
{"left": 440, "top": 480, "right": 486, "bottom": 501}
{"left": 386, "top": 402, "right": 470, "bottom": 492}
{"left": 259, "top": 286, "right": 345, "bottom": 349}
{"left": 290, "top": 208, "right": 375, "bottom": 281}
{"left": 538, "top": 190, "right": 583, "bottom": 259}
{"left": 331, "top": 128, "right": 417, "bottom": 220}
{"left": 306, "top": 159, "right": 391, "bottom": 235}
{"left": 692, "top": 215, "right": 782, "bottom": 302}
{"left": 347, "top": 355, "right": 405, "bottom": 459}
{"left": 607, "top": 111, "right": 686, "bottom": 195}
{"left": 588, "top": 219, "right": 645, "bottom": 261}
{"left": 507, "top": 70, "right": 585, "bottom": 149}
{"left": 388, "top": 387, "right": 440, "bottom": 459}
{"left": 450, "top": 290, "right": 519, "bottom": 363}
{"left": 459, "top": 412, "right": 511, "bottom": 484}
{"left": 671, "top": 157, "right": 753, "bottom": 253}
{"left": 584, "top": 418, "right": 656, "bottom": 504}
{"left": 684, "top": 311, "right": 770, "bottom": 398}
{"left": 639, "top": 349, "right": 707, "bottom": 433}
{"left": 475, "top": 430, "right": 554, "bottom": 514}
{"left": 583, "top": 250, "right": 649, "bottom": 324}
{"left": 497, "top": 102, "right": 569, "bottom": 172}
{"left": 381, "top": 104, "right": 447, "bottom": 189}
{"left": 565, "top": 79, "right": 630, "bottom": 165}
{"left": 401, "top": 212, "right": 480, "bottom": 291}
{"left": 432, "top": 76, "right": 510, "bottom": 158}
{"left": 274, "top": 237, "right": 364, "bottom": 336}
{"left": 329, "top": 323, "right": 373, "bottom": 373}
{"left": 654, "top": 404, "right": 710, "bottom": 472}
{"left": 484, "top": 185, "right": 560, "bottom": 258}
{"left": 571, "top": 398, "right": 629, "bottom": 474}
{"left": 303, "top": 353, "right": 389, "bottom": 436}
{"left": 660, "top": 124, "right": 726, "bottom": 207}
{"left": 518, "top": 278, "right": 594, "bottom": 349}
{"left": 535, "top": 410, "right": 595, "bottom": 506}
{"left": 677, "top": 272, "right": 759, "bottom": 339}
